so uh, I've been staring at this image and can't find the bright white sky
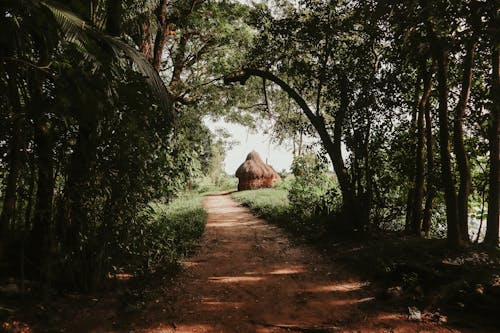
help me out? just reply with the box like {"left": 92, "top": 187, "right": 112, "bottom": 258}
{"left": 205, "top": 119, "right": 294, "bottom": 174}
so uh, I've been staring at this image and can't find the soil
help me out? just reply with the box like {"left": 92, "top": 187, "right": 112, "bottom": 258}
{"left": 0, "top": 193, "right": 484, "bottom": 332}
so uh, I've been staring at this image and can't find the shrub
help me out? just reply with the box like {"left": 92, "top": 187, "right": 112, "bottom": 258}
{"left": 288, "top": 154, "right": 340, "bottom": 221}
{"left": 120, "top": 194, "right": 206, "bottom": 273}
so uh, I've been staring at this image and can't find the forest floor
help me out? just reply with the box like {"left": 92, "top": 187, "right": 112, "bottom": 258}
{"left": 1, "top": 192, "right": 498, "bottom": 332}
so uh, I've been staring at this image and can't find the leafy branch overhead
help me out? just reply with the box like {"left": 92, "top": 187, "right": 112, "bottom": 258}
{"left": 41, "top": 0, "right": 174, "bottom": 116}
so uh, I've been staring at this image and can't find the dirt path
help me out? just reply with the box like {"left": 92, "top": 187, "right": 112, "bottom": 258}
{"left": 133, "top": 193, "right": 454, "bottom": 333}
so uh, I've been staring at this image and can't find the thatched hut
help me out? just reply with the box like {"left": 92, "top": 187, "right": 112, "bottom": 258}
{"left": 235, "top": 151, "right": 281, "bottom": 191}
{"left": 266, "top": 164, "right": 282, "bottom": 185}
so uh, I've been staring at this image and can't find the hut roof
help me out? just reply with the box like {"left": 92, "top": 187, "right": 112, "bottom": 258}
{"left": 266, "top": 165, "right": 282, "bottom": 181}
{"left": 235, "top": 151, "right": 274, "bottom": 179}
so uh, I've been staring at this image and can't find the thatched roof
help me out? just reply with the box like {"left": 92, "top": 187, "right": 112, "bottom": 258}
{"left": 266, "top": 164, "right": 282, "bottom": 181}
{"left": 235, "top": 151, "right": 274, "bottom": 179}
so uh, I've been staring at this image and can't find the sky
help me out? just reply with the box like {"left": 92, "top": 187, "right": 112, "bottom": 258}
{"left": 204, "top": 119, "right": 294, "bottom": 174}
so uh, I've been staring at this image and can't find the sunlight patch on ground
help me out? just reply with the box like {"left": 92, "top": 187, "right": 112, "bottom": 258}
{"left": 201, "top": 300, "right": 244, "bottom": 308}
{"left": 209, "top": 220, "right": 262, "bottom": 228}
{"left": 310, "top": 296, "right": 375, "bottom": 307}
{"left": 329, "top": 297, "right": 375, "bottom": 306}
{"left": 208, "top": 276, "right": 266, "bottom": 283}
{"left": 307, "top": 281, "right": 369, "bottom": 293}
{"left": 376, "top": 313, "right": 405, "bottom": 321}
{"left": 269, "top": 265, "right": 305, "bottom": 275}
{"left": 183, "top": 261, "right": 200, "bottom": 268}
{"left": 107, "top": 273, "right": 134, "bottom": 280}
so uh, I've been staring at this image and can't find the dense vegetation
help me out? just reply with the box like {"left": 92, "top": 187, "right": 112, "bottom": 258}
{"left": 223, "top": 0, "right": 499, "bottom": 248}
{"left": 233, "top": 162, "right": 500, "bottom": 325}
{"left": 0, "top": 0, "right": 498, "bottom": 298}
{"left": 0, "top": 0, "right": 247, "bottom": 291}
{"left": 127, "top": 194, "right": 206, "bottom": 274}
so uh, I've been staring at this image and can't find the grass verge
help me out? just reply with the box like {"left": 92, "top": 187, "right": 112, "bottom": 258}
{"left": 127, "top": 193, "right": 206, "bottom": 273}
{"left": 231, "top": 188, "right": 289, "bottom": 222}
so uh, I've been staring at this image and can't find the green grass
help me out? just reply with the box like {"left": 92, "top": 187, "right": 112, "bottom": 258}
{"left": 193, "top": 176, "right": 238, "bottom": 194}
{"left": 130, "top": 193, "right": 207, "bottom": 272}
{"left": 231, "top": 188, "right": 290, "bottom": 222}
{"left": 232, "top": 187, "right": 331, "bottom": 238}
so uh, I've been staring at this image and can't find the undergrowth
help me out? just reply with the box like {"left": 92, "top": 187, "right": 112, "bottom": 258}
{"left": 121, "top": 193, "right": 206, "bottom": 274}
{"left": 231, "top": 187, "right": 330, "bottom": 238}
{"left": 232, "top": 187, "right": 500, "bottom": 329}
{"left": 231, "top": 188, "right": 289, "bottom": 222}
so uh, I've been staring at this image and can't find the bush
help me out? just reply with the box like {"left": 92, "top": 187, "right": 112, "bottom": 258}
{"left": 120, "top": 194, "right": 206, "bottom": 273}
{"left": 288, "top": 154, "right": 340, "bottom": 226}
{"left": 231, "top": 155, "right": 342, "bottom": 238}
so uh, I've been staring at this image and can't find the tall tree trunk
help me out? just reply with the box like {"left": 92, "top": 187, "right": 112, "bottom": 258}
{"left": 140, "top": 22, "right": 153, "bottom": 61}
{"left": 405, "top": 79, "right": 421, "bottom": 231}
{"left": 169, "top": 34, "right": 188, "bottom": 93}
{"left": 435, "top": 48, "right": 461, "bottom": 247}
{"left": 405, "top": 188, "right": 414, "bottom": 230}
{"left": 485, "top": 40, "right": 500, "bottom": 246}
{"left": 153, "top": 0, "right": 169, "bottom": 72}
{"left": 0, "top": 71, "right": 23, "bottom": 257}
{"left": 454, "top": 40, "right": 477, "bottom": 244}
{"left": 63, "top": 117, "right": 97, "bottom": 247}
{"left": 412, "top": 63, "right": 433, "bottom": 235}
{"left": 363, "top": 116, "right": 373, "bottom": 226}
{"left": 422, "top": 95, "right": 435, "bottom": 237}
{"left": 333, "top": 75, "right": 356, "bottom": 209}
{"left": 55, "top": 108, "right": 99, "bottom": 291}
{"left": 29, "top": 39, "right": 54, "bottom": 287}
{"left": 30, "top": 113, "right": 55, "bottom": 285}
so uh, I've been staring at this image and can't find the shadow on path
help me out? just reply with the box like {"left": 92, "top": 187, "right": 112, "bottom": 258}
{"left": 130, "top": 194, "right": 456, "bottom": 333}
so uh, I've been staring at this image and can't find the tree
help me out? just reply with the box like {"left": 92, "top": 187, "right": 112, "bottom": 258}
{"left": 224, "top": 1, "right": 409, "bottom": 229}
{"left": 485, "top": 4, "right": 500, "bottom": 246}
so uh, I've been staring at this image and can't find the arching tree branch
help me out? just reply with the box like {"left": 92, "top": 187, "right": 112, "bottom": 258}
{"left": 223, "top": 68, "right": 355, "bottom": 210}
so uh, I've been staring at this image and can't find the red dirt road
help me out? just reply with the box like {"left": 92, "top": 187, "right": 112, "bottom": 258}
{"left": 135, "top": 193, "right": 455, "bottom": 333}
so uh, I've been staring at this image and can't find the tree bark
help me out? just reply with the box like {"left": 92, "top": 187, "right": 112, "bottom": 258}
{"left": 153, "top": 0, "right": 169, "bottom": 72}
{"left": 61, "top": 116, "right": 97, "bottom": 249}
{"left": 422, "top": 95, "right": 435, "bottom": 237}
{"left": 412, "top": 63, "right": 433, "bottom": 235}
{"left": 140, "top": 22, "right": 153, "bottom": 61}
{"left": 29, "top": 38, "right": 55, "bottom": 287}
{"left": 454, "top": 40, "right": 477, "bottom": 244}
{"left": 30, "top": 113, "right": 55, "bottom": 284}
{"left": 169, "top": 34, "right": 188, "bottom": 93}
{"left": 485, "top": 40, "right": 500, "bottom": 246}
{"left": 405, "top": 79, "right": 421, "bottom": 231}
{"left": 435, "top": 48, "right": 460, "bottom": 247}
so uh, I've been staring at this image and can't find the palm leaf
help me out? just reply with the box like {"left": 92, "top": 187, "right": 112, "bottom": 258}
{"left": 41, "top": 1, "right": 174, "bottom": 117}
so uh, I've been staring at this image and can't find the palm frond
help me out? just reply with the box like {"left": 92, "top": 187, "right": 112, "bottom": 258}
{"left": 41, "top": 1, "right": 173, "bottom": 117}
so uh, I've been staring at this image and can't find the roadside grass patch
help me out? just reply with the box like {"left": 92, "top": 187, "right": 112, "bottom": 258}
{"left": 232, "top": 188, "right": 289, "bottom": 222}
{"left": 124, "top": 193, "right": 206, "bottom": 273}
